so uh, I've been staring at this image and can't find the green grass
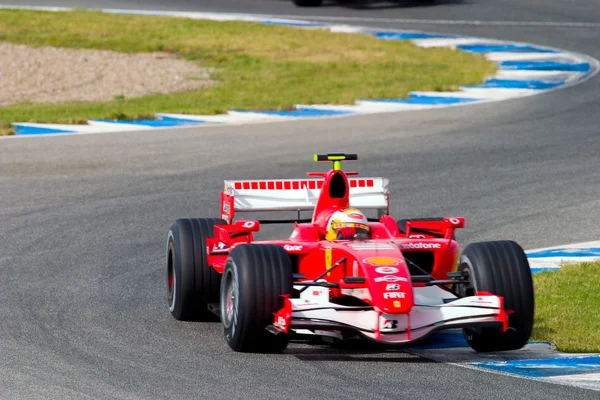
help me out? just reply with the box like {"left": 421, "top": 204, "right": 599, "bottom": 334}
{"left": 532, "top": 261, "right": 600, "bottom": 353}
{"left": 0, "top": 9, "right": 497, "bottom": 134}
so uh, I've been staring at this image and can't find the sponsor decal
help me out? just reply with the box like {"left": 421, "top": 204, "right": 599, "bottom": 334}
{"left": 401, "top": 242, "right": 442, "bottom": 250}
{"left": 344, "top": 209, "right": 365, "bottom": 220}
{"left": 471, "top": 297, "right": 495, "bottom": 305}
{"left": 384, "top": 292, "right": 406, "bottom": 299}
{"left": 241, "top": 221, "right": 256, "bottom": 229}
{"left": 276, "top": 316, "right": 288, "bottom": 329}
{"left": 374, "top": 275, "right": 408, "bottom": 283}
{"left": 385, "top": 283, "right": 400, "bottom": 291}
{"left": 223, "top": 203, "right": 231, "bottom": 214}
{"left": 211, "top": 242, "right": 229, "bottom": 252}
{"left": 347, "top": 243, "right": 395, "bottom": 251}
{"left": 325, "top": 248, "right": 332, "bottom": 276}
{"left": 382, "top": 320, "right": 397, "bottom": 329}
{"left": 363, "top": 256, "right": 402, "bottom": 266}
{"left": 393, "top": 300, "right": 401, "bottom": 308}
{"left": 375, "top": 266, "right": 399, "bottom": 274}
{"left": 284, "top": 244, "right": 303, "bottom": 252}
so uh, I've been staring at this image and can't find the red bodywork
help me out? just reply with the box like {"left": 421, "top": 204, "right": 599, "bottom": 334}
{"left": 207, "top": 167, "right": 467, "bottom": 320}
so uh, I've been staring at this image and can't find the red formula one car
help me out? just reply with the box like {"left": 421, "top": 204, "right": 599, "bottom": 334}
{"left": 166, "top": 153, "right": 534, "bottom": 353}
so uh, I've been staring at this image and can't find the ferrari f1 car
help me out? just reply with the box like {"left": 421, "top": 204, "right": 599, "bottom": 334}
{"left": 166, "top": 153, "right": 534, "bottom": 353}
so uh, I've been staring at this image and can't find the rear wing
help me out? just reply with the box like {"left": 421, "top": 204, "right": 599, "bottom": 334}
{"left": 221, "top": 178, "right": 389, "bottom": 222}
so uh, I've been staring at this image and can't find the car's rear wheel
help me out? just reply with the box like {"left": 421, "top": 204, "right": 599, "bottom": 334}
{"left": 292, "top": 0, "right": 323, "bottom": 6}
{"left": 167, "top": 218, "right": 225, "bottom": 321}
{"left": 457, "top": 240, "right": 534, "bottom": 352}
{"left": 221, "top": 244, "right": 293, "bottom": 353}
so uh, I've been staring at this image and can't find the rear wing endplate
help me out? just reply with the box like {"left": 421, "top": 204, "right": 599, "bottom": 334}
{"left": 221, "top": 178, "right": 389, "bottom": 222}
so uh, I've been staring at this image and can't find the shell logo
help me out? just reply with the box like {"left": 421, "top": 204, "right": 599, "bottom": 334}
{"left": 363, "top": 256, "right": 402, "bottom": 266}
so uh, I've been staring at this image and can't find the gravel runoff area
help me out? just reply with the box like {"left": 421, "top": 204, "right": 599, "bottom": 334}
{"left": 0, "top": 42, "right": 214, "bottom": 106}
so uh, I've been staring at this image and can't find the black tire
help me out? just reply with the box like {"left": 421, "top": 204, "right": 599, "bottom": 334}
{"left": 167, "top": 218, "right": 225, "bottom": 321}
{"left": 292, "top": 0, "right": 323, "bottom": 6}
{"left": 221, "top": 244, "right": 293, "bottom": 353}
{"left": 457, "top": 241, "right": 534, "bottom": 352}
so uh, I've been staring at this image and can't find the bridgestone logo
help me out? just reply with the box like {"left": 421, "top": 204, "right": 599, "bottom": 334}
{"left": 402, "top": 243, "right": 442, "bottom": 249}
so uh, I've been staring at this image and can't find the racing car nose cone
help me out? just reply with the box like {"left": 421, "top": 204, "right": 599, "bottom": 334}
{"left": 361, "top": 256, "right": 413, "bottom": 314}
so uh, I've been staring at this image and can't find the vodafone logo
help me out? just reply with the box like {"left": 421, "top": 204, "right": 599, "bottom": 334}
{"left": 375, "top": 266, "right": 399, "bottom": 274}
{"left": 401, "top": 243, "right": 442, "bottom": 250}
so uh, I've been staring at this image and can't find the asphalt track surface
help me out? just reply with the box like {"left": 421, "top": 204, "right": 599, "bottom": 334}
{"left": 1, "top": 1, "right": 600, "bottom": 399}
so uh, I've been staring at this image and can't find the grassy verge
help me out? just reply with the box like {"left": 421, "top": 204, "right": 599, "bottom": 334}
{"left": 532, "top": 261, "right": 600, "bottom": 353}
{"left": 0, "top": 121, "right": 13, "bottom": 136}
{"left": 0, "top": 9, "right": 497, "bottom": 135}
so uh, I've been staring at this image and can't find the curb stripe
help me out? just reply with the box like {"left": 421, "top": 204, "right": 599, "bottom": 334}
{"left": 474, "top": 356, "right": 600, "bottom": 378}
{"left": 371, "top": 31, "right": 452, "bottom": 40}
{"left": 527, "top": 248, "right": 600, "bottom": 258}
{"left": 457, "top": 44, "right": 559, "bottom": 53}
{"left": 499, "top": 61, "right": 591, "bottom": 72}
{"left": 230, "top": 109, "right": 353, "bottom": 117}
{"left": 364, "top": 95, "right": 481, "bottom": 105}
{"left": 469, "top": 78, "right": 564, "bottom": 89}
{"left": 89, "top": 119, "right": 205, "bottom": 127}
{"left": 14, "top": 126, "right": 78, "bottom": 135}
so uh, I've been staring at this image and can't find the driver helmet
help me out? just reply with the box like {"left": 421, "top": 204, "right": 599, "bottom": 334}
{"left": 325, "top": 208, "right": 372, "bottom": 241}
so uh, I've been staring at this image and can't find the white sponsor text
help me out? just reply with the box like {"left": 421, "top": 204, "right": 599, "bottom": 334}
{"left": 384, "top": 292, "right": 406, "bottom": 299}
{"left": 402, "top": 243, "right": 442, "bottom": 249}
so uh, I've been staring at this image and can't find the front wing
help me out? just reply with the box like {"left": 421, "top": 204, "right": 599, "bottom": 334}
{"left": 277, "top": 289, "right": 508, "bottom": 344}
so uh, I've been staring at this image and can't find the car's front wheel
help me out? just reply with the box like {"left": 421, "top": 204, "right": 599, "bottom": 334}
{"left": 457, "top": 240, "right": 534, "bottom": 352}
{"left": 221, "top": 244, "right": 293, "bottom": 353}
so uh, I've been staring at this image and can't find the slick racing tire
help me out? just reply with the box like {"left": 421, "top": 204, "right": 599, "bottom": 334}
{"left": 221, "top": 244, "right": 293, "bottom": 353}
{"left": 292, "top": 0, "right": 323, "bottom": 6}
{"left": 457, "top": 241, "right": 534, "bottom": 352}
{"left": 167, "top": 218, "right": 225, "bottom": 321}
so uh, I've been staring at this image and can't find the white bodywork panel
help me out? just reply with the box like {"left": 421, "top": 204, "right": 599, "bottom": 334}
{"left": 291, "top": 285, "right": 504, "bottom": 344}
